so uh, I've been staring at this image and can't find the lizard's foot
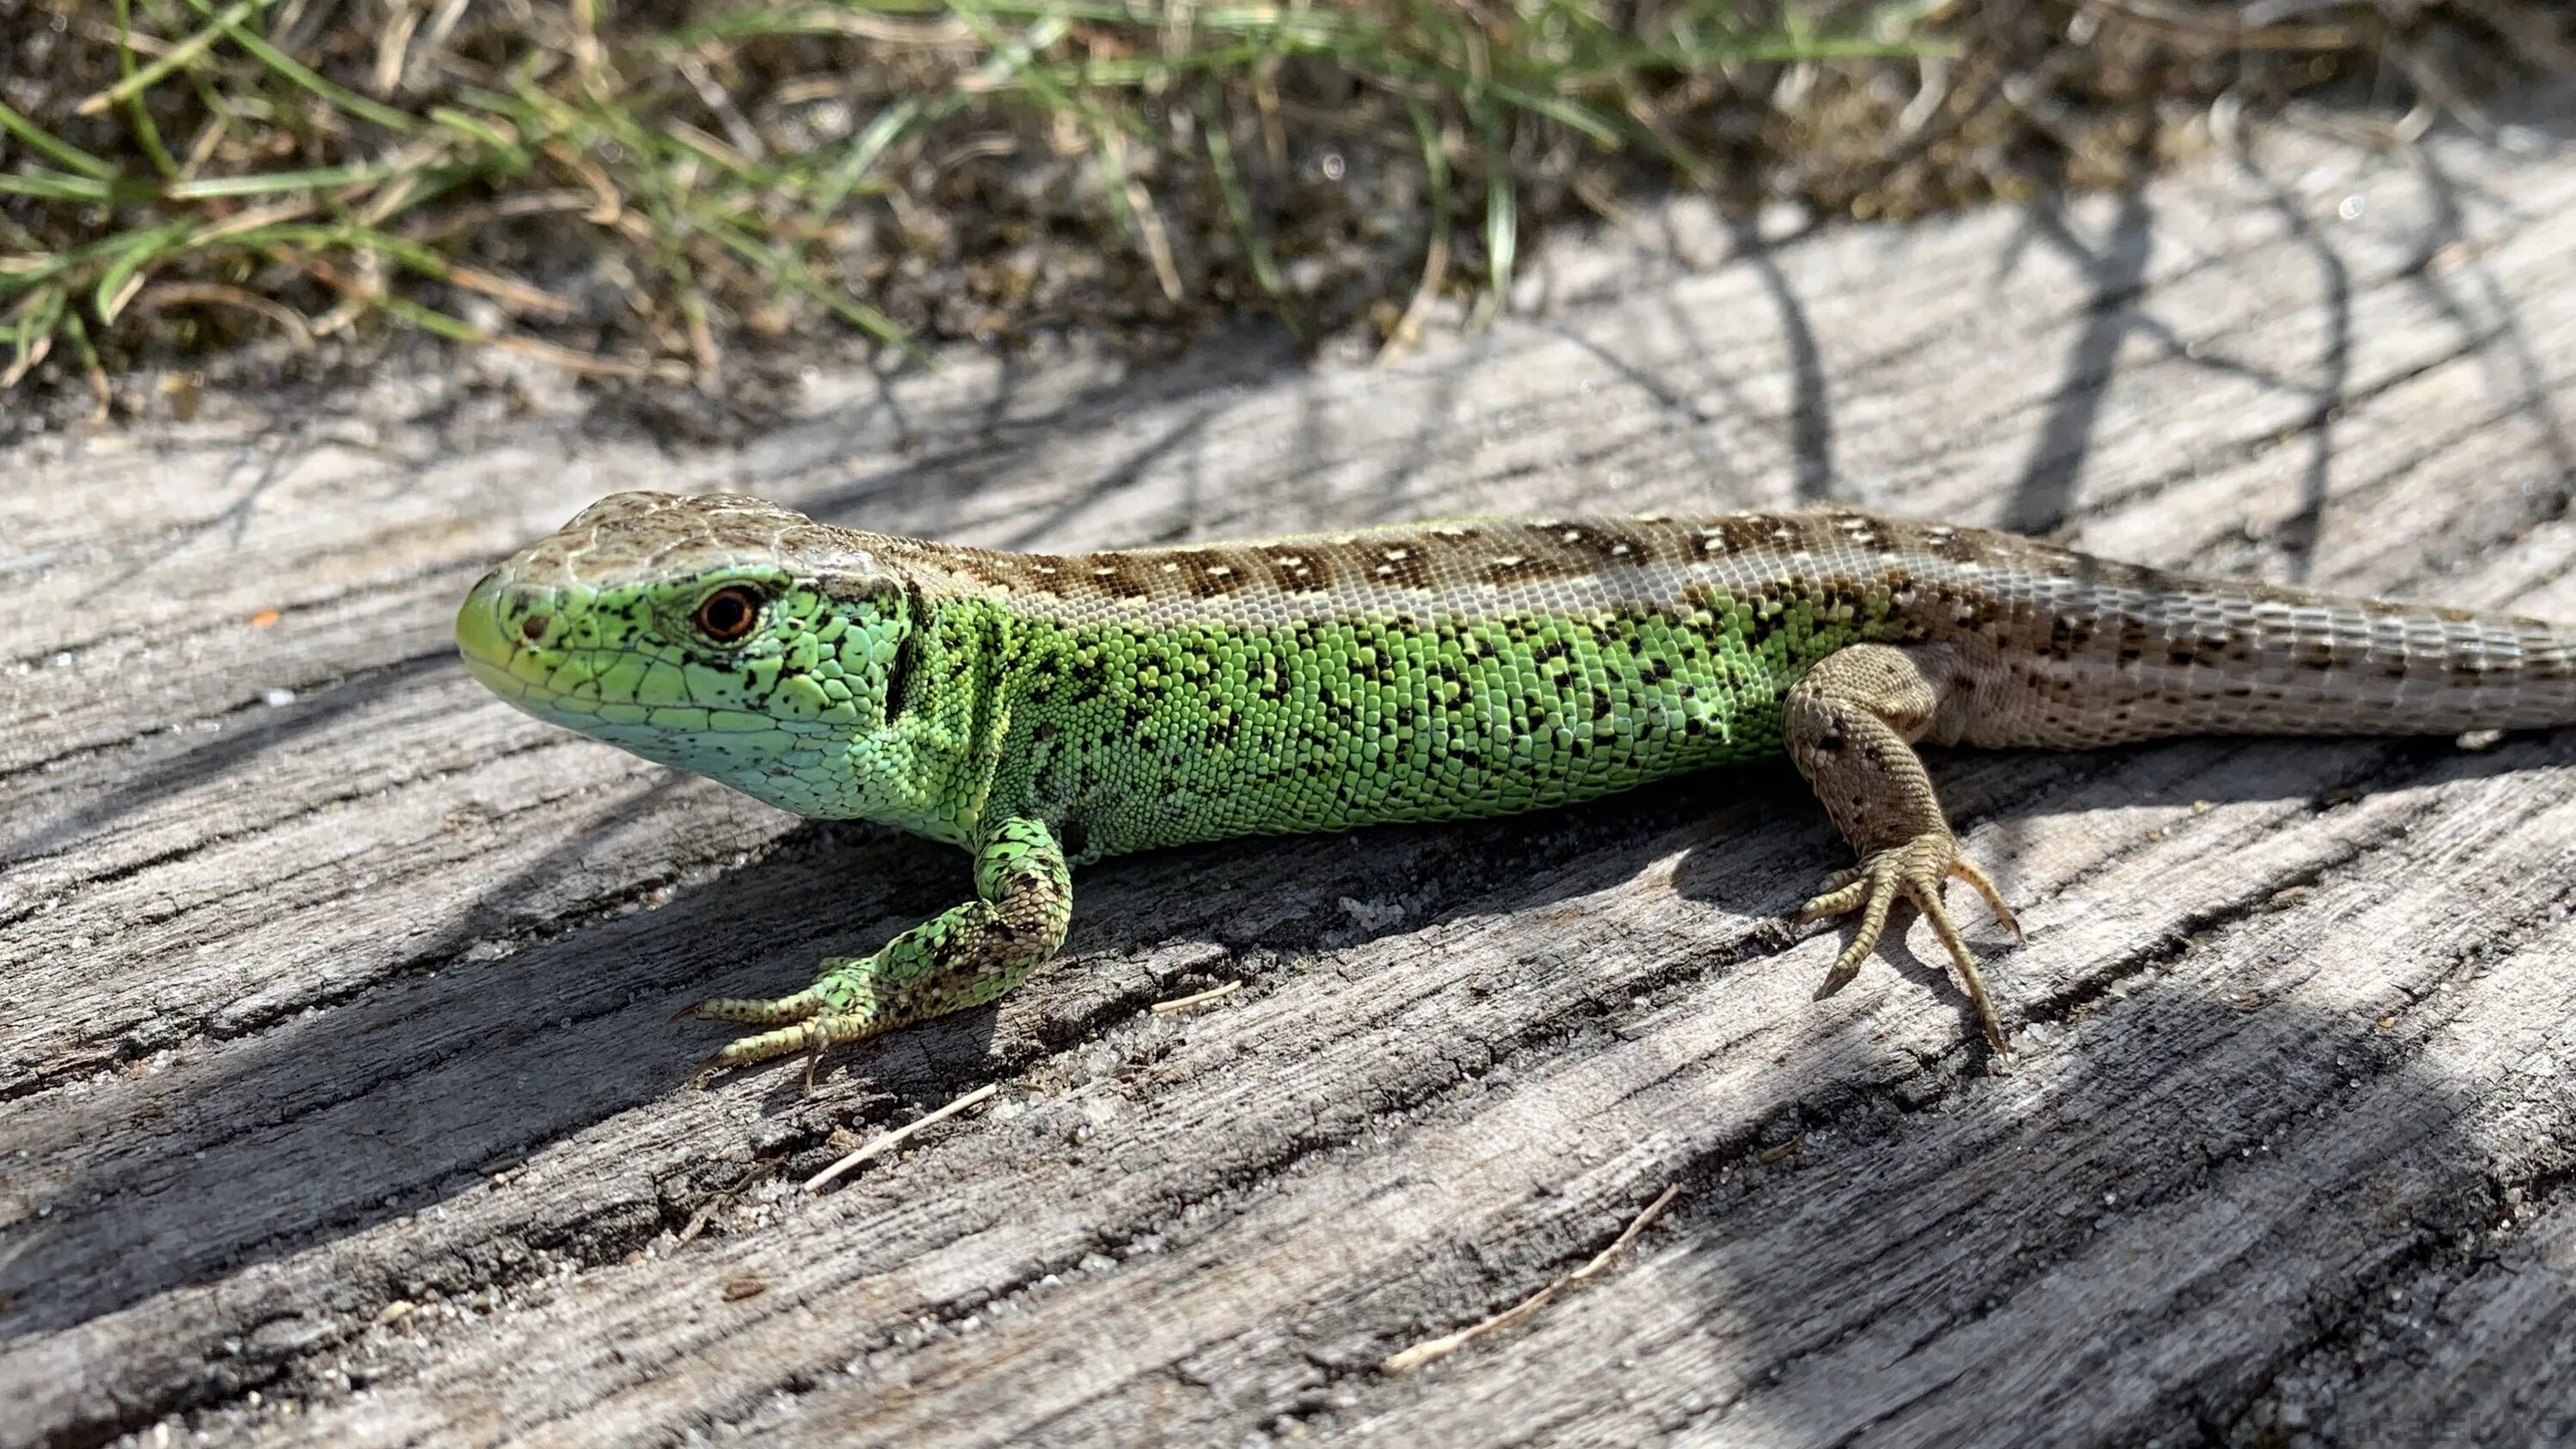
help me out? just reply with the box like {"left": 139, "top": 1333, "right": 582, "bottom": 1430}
{"left": 689, "top": 1012, "right": 878, "bottom": 1092}
{"left": 1796, "top": 833, "right": 2022, "bottom": 1051}
{"left": 677, "top": 956, "right": 877, "bottom": 1088}
{"left": 677, "top": 816, "right": 1073, "bottom": 1088}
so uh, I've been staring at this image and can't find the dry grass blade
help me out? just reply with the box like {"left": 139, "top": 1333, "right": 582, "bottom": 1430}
{"left": 805, "top": 1083, "right": 1001, "bottom": 1192}
{"left": 1381, "top": 1184, "right": 1684, "bottom": 1374}
{"left": 1150, "top": 979, "right": 1244, "bottom": 1013}
{"left": 132, "top": 282, "right": 316, "bottom": 349}
{"left": 1376, "top": 96, "right": 1454, "bottom": 364}
{"left": 2079, "top": 0, "right": 2359, "bottom": 52}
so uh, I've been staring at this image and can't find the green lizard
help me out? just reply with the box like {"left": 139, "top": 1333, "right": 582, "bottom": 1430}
{"left": 455, "top": 492, "right": 2576, "bottom": 1079}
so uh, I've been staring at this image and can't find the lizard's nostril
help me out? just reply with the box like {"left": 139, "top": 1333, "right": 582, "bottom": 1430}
{"left": 521, "top": 613, "right": 552, "bottom": 643}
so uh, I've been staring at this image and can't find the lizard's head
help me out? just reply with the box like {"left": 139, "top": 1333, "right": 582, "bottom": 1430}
{"left": 455, "top": 491, "right": 916, "bottom": 814}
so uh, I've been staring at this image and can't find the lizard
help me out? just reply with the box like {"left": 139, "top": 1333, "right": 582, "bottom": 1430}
{"left": 454, "top": 491, "right": 2576, "bottom": 1081}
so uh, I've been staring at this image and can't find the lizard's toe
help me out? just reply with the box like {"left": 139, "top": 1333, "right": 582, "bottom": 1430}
{"left": 1801, "top": 852, "right": 1903, "bottom": 996}
{"left": 688, "top": 1012, "right": 872, "bottom": 1087}
{"left": 1795, "top": 835, "right": 2017, "bottom": 1052}
{"left": 1796, "top": 866, "right": 1869, "bottom": 919}
{"left": 689, "top": 1023, "right": 809, "bottom": 1086}
{"left": 1947, "top": 853, "right": 2024, "bottom": 943}
{"left": 672, "top": 987, "right": 829, "bottom": 1027}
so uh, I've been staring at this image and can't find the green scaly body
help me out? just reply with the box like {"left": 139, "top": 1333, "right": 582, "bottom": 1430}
{"left": 956, "top": 586, "right": 1862, "bottom": 859}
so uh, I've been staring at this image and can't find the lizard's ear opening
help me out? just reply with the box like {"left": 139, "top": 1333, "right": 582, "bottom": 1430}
{"left": 879, "top": 583, "right": 924, "bottom": 725}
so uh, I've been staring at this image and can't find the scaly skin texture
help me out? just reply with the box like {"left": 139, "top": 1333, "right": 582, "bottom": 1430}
{"left": 456, "top": 492, "right": 2576, "bottom": 1077}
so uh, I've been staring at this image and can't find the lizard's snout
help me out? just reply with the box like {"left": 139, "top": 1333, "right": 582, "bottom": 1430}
{"left": 453, "top": 567, "right": 560, "bottom": 695}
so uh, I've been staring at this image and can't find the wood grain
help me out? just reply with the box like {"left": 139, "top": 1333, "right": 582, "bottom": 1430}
{"left": 7, "top": 105, "right": 2576, "bottom": 1447}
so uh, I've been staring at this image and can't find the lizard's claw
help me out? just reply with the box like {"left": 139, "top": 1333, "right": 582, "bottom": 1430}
{"left": 1796, "top": 834, "right": 2020, "bottom": 1051}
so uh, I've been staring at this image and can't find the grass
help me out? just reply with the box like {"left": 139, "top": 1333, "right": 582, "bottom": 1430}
{"left": 0, "top": 0, "right": 2566, "bottom": 408}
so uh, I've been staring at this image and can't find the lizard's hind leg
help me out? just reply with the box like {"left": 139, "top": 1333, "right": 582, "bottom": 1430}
{"left": 1785, "top": 644, "right": 2023, "bottom": 1051}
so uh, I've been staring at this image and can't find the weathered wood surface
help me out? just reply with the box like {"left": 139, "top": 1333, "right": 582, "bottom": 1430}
{"left": 9, "top": 104, "right": 2576, "bottom": 1448}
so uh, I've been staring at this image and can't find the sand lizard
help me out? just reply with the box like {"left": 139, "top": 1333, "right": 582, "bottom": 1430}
{"left": 454, "top": 492, "right": 2576, "bottom": 1079}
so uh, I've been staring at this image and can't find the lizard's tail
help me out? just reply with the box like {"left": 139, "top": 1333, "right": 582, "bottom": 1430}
{"left": 1950, "top": 574, "right": 2576, "bottom": 748}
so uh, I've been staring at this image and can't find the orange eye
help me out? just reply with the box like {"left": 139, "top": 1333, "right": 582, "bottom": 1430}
{"left": 693, "top": 585, "right": 762, "bottom": 644}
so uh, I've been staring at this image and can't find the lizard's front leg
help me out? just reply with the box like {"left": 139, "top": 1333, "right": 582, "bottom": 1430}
{"left": 680, "top": 816, "right": 1072, "bottom": 1084}
{"left": 1785, "top": 644, "right": 2021, "bottom": 1050}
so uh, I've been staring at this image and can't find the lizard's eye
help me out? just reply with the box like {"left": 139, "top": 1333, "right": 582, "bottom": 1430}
{"left": 692, "top": 585, "right": 763, "bottom": 645}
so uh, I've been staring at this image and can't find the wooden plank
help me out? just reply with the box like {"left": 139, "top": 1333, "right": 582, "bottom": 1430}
{"left": 5, "top": 108, "right": 2576, "bottom": 1448}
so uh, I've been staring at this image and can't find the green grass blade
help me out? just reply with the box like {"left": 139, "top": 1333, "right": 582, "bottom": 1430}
{"left": 803, "top": 11, "right": 1070, "bottom": 227}
{"left": 6, "top": 282, "right": 67, "bottom": 382}
{"left": 1473, "top": 94, "right": 1515, "bottom": 326}
{"left": 1200, "top": 74, "right": 1300, "bottom": 343}
{"left": 0, "top": 170, "right": 136, "bottom": 203}
{"left": 114, "top": 0, "right": 183, "bottom": 179}
{"left": 173, "top": 0, "right": 420, "bottom": 133}
{"left": 701, "top": 211, "right": 932, "bottom": 366}
{"left": 428, "top": 108, "right": 531, "bottom": 171}
{"left": 165, "top": 163, "right": 406, "bottom": 198}
{"left": 76, "top": 0, "right": 267, "bottom": 118}
{"left": 1408, "top": 92, "right": 1452, "bottom": 264}
{"left": 92, "top": 220, "right": 198, "bottom": 321}
{"left": 371, "top": 292, "right": 484, "bottom": 343}
{"left": 0, "top": 100, "right": 121, "bottom": 181}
